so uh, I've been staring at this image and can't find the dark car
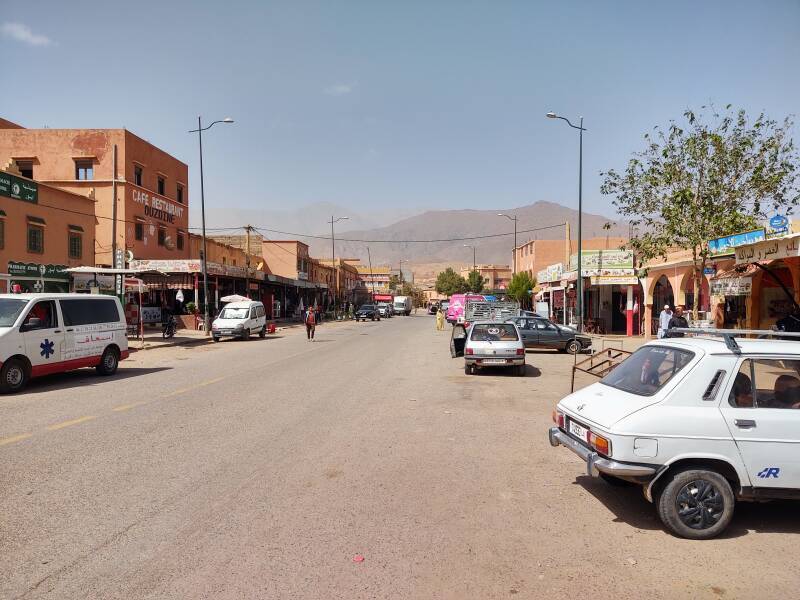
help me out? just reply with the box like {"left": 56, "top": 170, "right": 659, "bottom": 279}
{"left": 355, "top": 304, "right": 381, "bottom": 322}
{"left": 428, "top": 303, "right": 439, "bottom": 315}
{"left": 506, "top": 316, "right": 591, "bottom": 354}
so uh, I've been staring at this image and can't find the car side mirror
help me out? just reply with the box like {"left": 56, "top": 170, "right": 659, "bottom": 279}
{"left": 21, "top": 317, "right": 42, "bottom": 332}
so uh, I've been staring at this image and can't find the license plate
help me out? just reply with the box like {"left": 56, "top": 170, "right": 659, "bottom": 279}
{"left": 482, "top": 358, "right": 508, "bottom": 364}
{"left": 569, "top": 419, "right": 589, "bottom": 442}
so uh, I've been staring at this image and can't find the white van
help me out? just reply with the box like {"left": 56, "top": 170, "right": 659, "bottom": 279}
{"left": 0, "top": 293, "right": 129, "bottom": 393}
{"left": 211, "top": 300, "right": 267, "bottom": 341}
{"left": 393, "top": 296, "right": 412, "bottom": 316}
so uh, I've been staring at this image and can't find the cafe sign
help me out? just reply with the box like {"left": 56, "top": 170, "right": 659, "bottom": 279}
{"left": 7, "top": 261, "right": 69, "bottom": 280}
{"left": 0, "top": 172, "right": 37, "bottom": 203}
{"left": 131, "top": 186, "right": 185, "bottom": 224}
{"left": 735, "top": 234, "right": 800, "bottom": 265}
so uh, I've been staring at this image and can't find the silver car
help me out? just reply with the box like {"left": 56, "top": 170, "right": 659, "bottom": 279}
{"left": 464, "top": 321, "right": 526, "bottom": 376}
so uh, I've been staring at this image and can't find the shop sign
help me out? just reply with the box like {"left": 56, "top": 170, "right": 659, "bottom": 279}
{"left": 709, "top": 229, "right": 766, "bottom": 257}
{"left": 298, "top": 271, "right": 308, "bottom": 281}
{"left": 129, "top": 259, "right": 202, "bottom": 273}
{"left": 72, "top": 273, "right": 115, "bottom": 292}
{"left": 0, "top": 172, "right": 37, "bottom": 203}
{"left": 766, "top": 214, "right": 791, "bottom": 238}
{"left": 735, "top": 235, "right": 800, "bottom": 265}
{"left": 7, "top": 261, "right": 69, "bottom": 280}
{"left": 569, "top": 250, "right": 634, "bottom": 275}
{"left": 537, "top": 263, "right": 563, "bottom": 284}
{"left": 589, "top": 275, "right": 640, "bottom": 286}
{"left": 711, "top": 277, "right": 752, "bottom": 296}
{"left": 703, "top": 266, "right": 716, "bottom": 275}
{"left": 131, "top": 187, "right": 186, "bottom": 224}
{"left": 141, "top": 307, "right": 162, "bottom": 324}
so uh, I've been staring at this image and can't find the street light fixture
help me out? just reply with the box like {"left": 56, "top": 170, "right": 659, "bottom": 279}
{"left": 189, "top": 115, "right": 234, "bottom": 335}
{"left": 329, "top": 215, "right": 349, "bottom": 319}
{"left": 463, "top": 244, "right": 476, "bottom": 272}
{"left": 497, "top": 213, "right": 518, "bottom": 274}
{"left": 547, "top": 110, "right": 587, "bottom": 332}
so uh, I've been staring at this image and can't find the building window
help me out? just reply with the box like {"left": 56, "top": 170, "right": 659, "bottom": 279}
{"left": 157, "top": 176, "right": 165, "bottom": 195}
{"left": 134, "top": 165, "right": 143, "bottom": 186}
{"left": 68, "top": 231, "right": 82, "bottom": 259}
{"left": 17, "top": 160, "right": 33, "bottom": 179}
{"left": 158, "top": 228, "right": 166, "bottom": 247}
{"left": 27, "top": 224, "right": 44, "bottom": 253}
{"left": 135, "top": 220, "right": 144, "bottom": 241}
{"left": 75, "top": 160, "right": 94, "bottom": 180}
{"left": 177, "top": 184, "right": 184, "bottom": 204}
{"left": 177, "top": 231, "right": 184, "bottom": 250}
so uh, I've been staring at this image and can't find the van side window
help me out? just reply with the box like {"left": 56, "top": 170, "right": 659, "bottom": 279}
{"left": 22, "top": 301, "right": 58, "bottom": 330}
{"left": 60, "top": 299, "right": 121, "bottom": 326}
{"left": 732, "top": 359, "right": 800, "bottom": 410}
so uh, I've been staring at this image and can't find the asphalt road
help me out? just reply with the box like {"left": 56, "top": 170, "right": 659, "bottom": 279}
{"left": 2, "top": 315, "right": 799, "bottom": 599}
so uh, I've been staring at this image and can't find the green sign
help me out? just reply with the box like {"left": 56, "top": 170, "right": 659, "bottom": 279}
{"left": 0, "top": 172, "right": 38, "bottom": 203}
{"left": 7, "top": 261, "right": 69, "bottom": 280}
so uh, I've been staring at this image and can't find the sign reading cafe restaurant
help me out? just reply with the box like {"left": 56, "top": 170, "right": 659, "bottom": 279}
{"left": 131, "top": 188, "right": 185, "bottom": 224}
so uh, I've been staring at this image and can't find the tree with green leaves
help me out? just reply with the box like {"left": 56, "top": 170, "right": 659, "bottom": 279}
{"left": 466, "top": 270, "right": 484, "bottom": 293}
{"left": 435, "top": 267, "right": 468, "bottom": 296}
{"left": 506, "top": 272, "right": 535, "bottom": 308}
{"left": 601, "top": 106, "right": 799, "bottom": 319}
{"left": 388, "top": 275, "right": 400, "bottom": 291}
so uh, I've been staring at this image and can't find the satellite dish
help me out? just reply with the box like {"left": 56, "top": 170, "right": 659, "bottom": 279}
{"left": 164, "top": 235, "right": 175, "bottom": 251}
{"left": 126, "top": 250, "right": 134, "bottom": 263}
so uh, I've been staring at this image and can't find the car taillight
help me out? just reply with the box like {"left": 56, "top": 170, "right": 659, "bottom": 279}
{"left": 516, "top": 348, "right": 525, "bottom": 355}
{"left": 589, "top": 431, "right": 612, "bottom": 456}
{"left": 463, "top": 321, "right": 470, "bottom": 328}
{"left": 552, "top": 410, "right": 564, "bottom": 428}
{"left": 465, "top": 348, "right": 473, "bottom": 355}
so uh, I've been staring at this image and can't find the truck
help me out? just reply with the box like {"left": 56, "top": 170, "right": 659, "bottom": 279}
{"left": 464, "top": 299, "right": 520, "bottom": 327}
{"left": 393, "top": 296, "right": 412, "bottom": 316}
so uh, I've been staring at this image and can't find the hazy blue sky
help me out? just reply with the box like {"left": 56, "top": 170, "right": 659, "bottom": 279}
{"left": 3, "top": 0, "right": 799, "bottom": 229}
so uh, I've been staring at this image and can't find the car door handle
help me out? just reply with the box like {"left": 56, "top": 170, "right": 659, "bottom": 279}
{"left": 735, "top": 419, "right": 757, "bottom": 429}
{"left": 66, "top": 328, "right": 74, "bottom": 332}
{"left": 53, "top": 329, "right": 61, "bottom": 333}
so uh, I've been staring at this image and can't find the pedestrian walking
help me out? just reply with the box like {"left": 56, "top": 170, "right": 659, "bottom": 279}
{"left": 436, "top": 307, "right": 445, "bottom": 331}
{"left": 305, "top": 306, "right": 317, "bottom": 341}
{"left": 667, "top": 305, "right": 689, "bottom": 338}
{"left": 657, "top": 304, "right": 672, "bottom": 339}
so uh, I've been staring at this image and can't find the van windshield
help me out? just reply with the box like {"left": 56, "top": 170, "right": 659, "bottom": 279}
{"left": 600, "top": 345, "right": 695, "bottom": 396}
{"left": 0, "top": 299, "right": 28, "bottom": 327}
{"left": 219, "top": 307, "right": 249, "bottom": 319}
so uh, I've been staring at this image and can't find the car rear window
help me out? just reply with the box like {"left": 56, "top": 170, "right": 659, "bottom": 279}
{"left": 470, "top": 324, "right": 519, "bottom": 341}
{"left": 600, "top": 345, "right": 695, "bottom": 396}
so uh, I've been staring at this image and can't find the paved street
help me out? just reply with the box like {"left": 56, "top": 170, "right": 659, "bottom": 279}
{"left": 2, "top": 315, "right": 799, "bottom": 599}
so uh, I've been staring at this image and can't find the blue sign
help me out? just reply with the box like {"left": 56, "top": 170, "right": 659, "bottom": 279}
{"left": 767, "top": 214, "right": 790, "bottom": 238}
{"left": 708, "top": 229, "right": 766, "bottom": 256}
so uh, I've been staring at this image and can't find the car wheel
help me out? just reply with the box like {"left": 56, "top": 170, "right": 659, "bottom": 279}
{"left": 0, "top": 358, "right": 28, "bottom": 393}
{"left": 599, "top": 472, "right": 635, "bottom": 487}
{"left": 96, "top": 346, "right": 119, "bottom": 376}
{"left": 566, "top": 340, "right": 581, "bottom": 354}
{"left": 213, "top": 336, "right": 220, "bottom": 343}
{"left": 656, "top": 469, "right": 735, "bottom": 539}
{"left": 516, "top": 364, "right": 526, "bottom": 377}
{"left": 464, "top": 364, "right": 472, "bottom": 375}
{"left": 259, "top": 326, "right": 266, "bottom": 338}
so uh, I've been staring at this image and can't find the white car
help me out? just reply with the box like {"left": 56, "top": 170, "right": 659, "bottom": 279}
{"left": 464, "top": 321, "right": 526, "bottom": 376}
{"left": 549, "top": 332, "right": 800, "bottom": 539}
{"left": 211, "top": 300, "right": 267, "bottom": 341}
{"left": 0, "top": 293, "right": 129, "bottom": 393}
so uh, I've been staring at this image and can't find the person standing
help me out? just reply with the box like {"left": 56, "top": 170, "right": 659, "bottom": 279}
{"left": 436, "top": 307, "right": 445, "bottom": 331}
{"left": 658, "top": 304, "right": 672, "bottom": 339}
{"left": 305, "top": 306, "right": 316, "bottom": 341}
{"left": 667, "top": 305, "right": 689, "bottom": 338}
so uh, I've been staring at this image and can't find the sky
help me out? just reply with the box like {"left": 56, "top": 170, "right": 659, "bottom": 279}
{"left": 3, "top": 0, "right": 800, "bottom": 232}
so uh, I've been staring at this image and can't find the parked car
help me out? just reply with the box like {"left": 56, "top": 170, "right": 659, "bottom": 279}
{"left": 211, "top": 300, "right": 267, "bottom": 341}
{"left": 377, "top": 302, "right": 393, "bottom": 318}
{"left": 355, "top": 304, "right": 381, "bottom": 321}
{"left": 506, "top": 316, "right": 591, "bottom": 354}
{"left": 464, "top": 321, "right": 526, "bottom": 376}
{"left": 0, "top": 293, "right": 129, "bottom": 393}
{"left": 427, "top": 302, "right": 439, "bottom": 315}
{"left": 549, "top": 332, "right": 800, "bottom": 539}
{"left": 393, "top": 296, "right": 412, "bottom": 316}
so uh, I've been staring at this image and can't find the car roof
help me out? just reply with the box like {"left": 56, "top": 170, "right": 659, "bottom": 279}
{"left": 222, "top": 300, "right": 262, "bottom": 308}
{"left": 0, "top": 293, "right": 117, "bottom": 300}
{"left": 646, "top": 336, "right": 800, "bottom": 356}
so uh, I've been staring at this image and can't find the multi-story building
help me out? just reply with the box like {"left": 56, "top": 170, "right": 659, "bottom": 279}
{"left": 261, "top": 240, "right": 311, "bottom": 280}
{"left": 355, "top": 264, "right": 392, "bottom": 294}
{"left": 0, "top": 120, "right": 190, "bottom": 267}
{"left": 0, "top": 170, "right": 96, "bottom": 292}
{"left": 459, "top": 264, "right": 512, "bottom": 293}
{"left": 515, "top": 235, "right": 627, "bottom": 280}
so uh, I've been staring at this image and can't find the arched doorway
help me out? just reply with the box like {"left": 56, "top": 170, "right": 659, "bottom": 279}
{"left": 652, "top": 275, "right": 674, "bottom": 334}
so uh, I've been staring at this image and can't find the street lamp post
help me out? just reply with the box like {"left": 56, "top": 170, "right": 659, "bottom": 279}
{"left": 329, "top": 215, "right": 348, "bottom": 319}
{"left": 463, "top": 244, "right": 476, "bottom": 272}
{"left": 189, "top": 116, "right": 234, "bottom": 335}
{"left": 547, "top": 111, "right": 586, "bottom": 332}
{"left": 497, "top": 214, "right": 518, "bottom": 274}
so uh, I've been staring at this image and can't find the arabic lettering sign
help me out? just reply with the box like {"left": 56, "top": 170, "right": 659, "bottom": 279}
{"left": 0, "top": 172, "right": 37, "bottom": 203}
{"left": 735, "top": 235, "right": 800, "bottom": 265}
{"left": 129, "top": 259, "right": 203, "bottom": 273}
{"left": 766, "top": 214, "right": 791, "bottom": 239}
{"left": 141, "top": 307, "right": 163, "bottom": 323}
{"left": 708, "top": 229, "right": 766, "bottom": 256}
{"left": 589, "top": 276, "right": 640, "bottom": 286}
{"left": 710, "top": 277, "right": 752, "bottom": 296}
{"left": 7, "top": 261, "right": 69, "bottom": 280}
{"left": 569, "top": 250, "right": 634, "bottom": 275}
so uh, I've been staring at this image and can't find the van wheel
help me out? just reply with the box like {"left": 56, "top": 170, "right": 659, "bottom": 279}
{"left": 566, "top": 340, "right": 581, "bottom": 354}
{"left": 0, "top": 358, "right": 29, "bottom": 393}
{"left": 241, "top": 328, "right": 250, "bottom": 340}
{"left": 96, "top": 347, "right": 119, "bottom": 376}
{"left": 656, "top": 469, "right": 735, "bottom": 539}
{"left": 259, "top": 326, "right": 266, "bottom": 338}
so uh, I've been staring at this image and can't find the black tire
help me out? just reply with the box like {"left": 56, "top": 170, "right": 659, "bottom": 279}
{"left": 450, "top": 340, "right": 457, "bottom": 358}
{"left": 656, "top": 469, "right": 735, "bottom": 539}
{"left": 0, "top": 358, "right": 28, "bottom": 393}
{"left": 96, "top": 346, "right": 119, "bottom": 376}
{"left": 259, "top": 326, "right": 266, "bottom": 338}
{"left": 566, "top": 339, "right": 581, "bottom": 354}
{"left": 516, "top": 364, "right": 526, "bottom": 377}
{"left": 599, "top": 472, "right": 635, "bottom": 487}
{"left": 464, "top": 364, "right": 472, "bottom": 375}
{"left": 241, "top": 328, "right": 250, "bottom": 340}
{"left": 213, "top": 336, "right": 220, "bottom": 343}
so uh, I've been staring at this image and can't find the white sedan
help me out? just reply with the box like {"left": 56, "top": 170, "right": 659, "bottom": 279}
{"left": 464, "top": 321, "right": 526, "bottom": 376}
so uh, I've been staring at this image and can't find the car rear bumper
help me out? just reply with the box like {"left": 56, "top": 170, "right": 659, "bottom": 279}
{"left": 465, "top": 356, "right": 525, "bottom": 367}
{"left": 548, "top": 427, "right": 658, "bottom": 478}
{"left": 212, "top": 330, "right": 244, "bottom": 337}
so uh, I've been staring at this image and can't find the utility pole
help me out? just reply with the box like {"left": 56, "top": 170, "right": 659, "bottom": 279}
{"left": 245, "top": 224, "right": 252, "bottom": 297}
{"left": 498, "top": 214, "right": 518, "bottom": 274}
{"left": 367, "top": 246, "right": 376, "bottom": 301}
{"left": 328, "top": 215, "right": 348, "bottom": 319}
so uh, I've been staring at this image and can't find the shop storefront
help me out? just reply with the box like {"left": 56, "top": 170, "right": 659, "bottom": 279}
{"left": 7, "top": 261, "right": 70, "bottom": 293}
{"left": 710, "top": 263, "right": 756, "bottom": 328}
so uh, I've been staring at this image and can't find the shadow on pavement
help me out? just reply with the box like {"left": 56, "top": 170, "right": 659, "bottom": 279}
{"left": 20, "top": 367, "right": 173, "bottom": 395}
{"left": 574, "top": 475, "right": 800, "bottom": 539}
{"left": 472, "top": 365, "right": 541, "bottom": 377}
